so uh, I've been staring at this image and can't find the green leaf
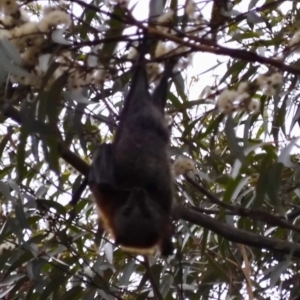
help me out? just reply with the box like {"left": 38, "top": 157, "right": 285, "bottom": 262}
{"left": 0, "top": 38, "right": 22, "bottom": 65}
{"left": 5, "top": 276, "right": 28, "bottom": 300}
{"left": 0, "top": 45, "right": 29, "bottom": 76}
{"left": 266, "top": 163, "right": 285, "bottom": 216}
{"left": 225, "top": 116, "right": 244, "bottom": 161}
{"left": 121, "top": 260, "right": 136, "bottom": 286}
{"left": 16, "top": 124, "right": 28, "bottom": 182}
{"left": 149, "top": 0, "right": 164, "bottom": 18}
{"left": 61, "top": 286, "right": 83, "bottom": 300}
{"left": 270, "top": 258, "right": 291, "bottom": 288}
{"left": 252, "top": 169, "right": 268, "bottom": 209}
{"left": 248, "top": 0, "right": 259, "bottom": 9}
{"left": 38, "top": 276, "right": 65, "bottom": 300}
{"left": 0, "top": 181, "right": 12, "bottom": 201}
{"left": 14, "top": 199, "right": 30, "bottom": 230}
{"left": 99, "top": 6, "right": 126, "bottom": 68}
{"left": 36, "top": 199, "right": 67, "bottom": 216}
{"left": 174, "top": 72, "right": 187, "bottom": 102}
{"left": 278, "top": 137, "right": 299, "bottom": 168}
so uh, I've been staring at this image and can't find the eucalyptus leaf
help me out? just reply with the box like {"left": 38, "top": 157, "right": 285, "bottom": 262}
{"left": 0, "top": 46, "right": 29, "bottom": 76}
{"left": 248, "top": 0, "right": 259, "bottom": 10}
{"left": 247, "top": 12, "right": 265, "bottom": 24}
{"left": 87, "top": 54, "right": 98, "bottom": 67}
{"left": 0, "top": 181, "right": 13, "bottom": 201}
{"left": 104, "top": 242, "right": 113, "bottom": 265}
{"left": 149, "top": 0, "right": 164, "bottom": 18}
{"left": 270, "top": 259, "right": 291, "bottom": 288}
{"left": 121, "top": 260, "right": 136, "bottom": 286}
{"left": 0, "top": 38, "right": 22, "bottom": 65}
{"left": 278, "top": 138, "right": 299, "bottom": 168}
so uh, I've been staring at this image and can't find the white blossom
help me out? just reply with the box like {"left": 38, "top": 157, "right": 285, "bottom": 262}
{"left": 248, "top": 99, "right": 260, "bottom": 113}
{"left": 256, "top": 73, "right": 280, "bottom": 96}
{"left": 38, "top": 10, "right": 71, "bottom": 32}
{"left": 173, "top": 156, "right": 196, "bottom": 177}
{"left": 256, "top": 74, "right": 267, "bottom": 89}
{"left": 146, "top": 62, "right": 161, "bottom": 81}
{"left": 270, "top": 72, "right": 283, "bottom": 85}
{"left": 0, "top": 29, "right": 11, "bottom": 39}
{"left": 236, "top": 92, "right": 249, "bottom": 103}
{"left": 264, "top": 86, "right": 276, "bottom": 96}
{"left": 0, "top": 15, "right": 14, "bottom": 26}
{"left": 21, "top": 48, "right": 40, "bottom": 66}
{"left": 237, "top": 82, "right": 248, "bottom": 94}
{"left": 216, "top": 89, "right": 238, "bottom": 114}
{"left": 12, "top": 22, "right": 39, "bottom": 37}
{"left": 1, "top": 0, "right": 18, "bottom": 15}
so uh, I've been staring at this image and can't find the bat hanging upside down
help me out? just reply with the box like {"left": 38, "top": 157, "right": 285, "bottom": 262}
{"left": 88, "top": 40, "right": 175, "bottom": 257}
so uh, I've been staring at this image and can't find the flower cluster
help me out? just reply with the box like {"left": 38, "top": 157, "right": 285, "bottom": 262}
{"left": 256, "top": 72, "right": 283, "bottom": 96}
{"left": 155, "top": 41, "right": 189, "bottom": 58}
{"left": 0, "top": 0, "right": 74, "bottom": 87}
{"left": 146, "top": 62, "right": 161, "bottom": 82}
{"left": 173, "top": 156, "right": 196, "bottom": 177}
{"left": 38, "top": 10, "right": 71, "bottom": 32}
{"left": 216, "top": 72, "right": 284, "bottom": 115}
{"left": 1, "top": 0, "right": 113, "bottom": 94}
{"left": 152, "top": 3, "right": 208, "bottom": 71}
{"left": 0, "top": 2, "right": 71, "bottom": 43}
{"left": 216, "top": 82, "right": 259, "bottom": 114}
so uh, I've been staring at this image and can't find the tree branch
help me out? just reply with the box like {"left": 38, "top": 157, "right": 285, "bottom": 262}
{"left": 174, "top": 205, "right": 300, "bottom": 258}
{"left": 186, "top": 176, "right": 300, "bottom": 235}
{"left": 2, "top": 105, "right": 90, "bottom": 176}
{"left": 144, "top": 26, "right": 300, "bottom": 75}
{"left": 4, "top": 105, "right": 300, "bottom": 258}
{"left": 142, "top": 256, "right": 164, "bottom": 300}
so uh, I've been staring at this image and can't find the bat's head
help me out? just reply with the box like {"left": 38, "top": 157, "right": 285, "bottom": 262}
{"left": 112, "top": 187, "right": 166, "bottom": 252}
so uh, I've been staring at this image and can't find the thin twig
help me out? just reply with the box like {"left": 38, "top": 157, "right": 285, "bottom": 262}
{"left": 142, "top": 256, "right": 164, "bottom": 300}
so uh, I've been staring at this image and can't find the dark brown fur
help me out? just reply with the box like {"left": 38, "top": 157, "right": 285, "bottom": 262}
{"left": 89, "top": 48, "right": 174, "bottom": 256}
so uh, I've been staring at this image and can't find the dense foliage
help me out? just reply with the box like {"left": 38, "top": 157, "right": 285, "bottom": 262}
{"left": 1, "top": 0, "right": 300, "bottom": 299}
